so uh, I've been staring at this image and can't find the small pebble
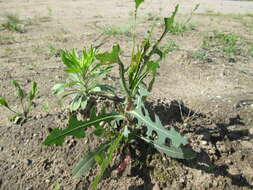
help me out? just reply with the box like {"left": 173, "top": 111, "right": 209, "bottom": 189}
{"left": 55, "top": 167, "right": 64, "bottom": 174}
{"left": 25, "top": 159, "right": 32, "bottom": 166}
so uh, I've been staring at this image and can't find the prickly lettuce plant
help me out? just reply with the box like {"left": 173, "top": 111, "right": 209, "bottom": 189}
{"left": 53, "top": 47, "right": 115, "bottom": 111}
{"left": 0, "top": 80, "right": 38, "bottom": 123}
{"left": 44, "top": 1, "right": 195, "bottom": 189}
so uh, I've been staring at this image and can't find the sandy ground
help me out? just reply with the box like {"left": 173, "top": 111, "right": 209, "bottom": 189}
{"left": 0, "top": 0, "right": 253, "bottom": 189}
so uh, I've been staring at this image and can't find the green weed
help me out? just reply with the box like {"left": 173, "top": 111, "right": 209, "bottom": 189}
{"left": 52, "top": 48, "right": 115, "bottom": 112}
{"left": 0, "top": 81, "right": 38, "bottom": 124}
{"left": 41, "top": 102, "right": 50, "bottom": 113}
{"left": 192, "top": 51, "right": 212, "bottom": 62}
{"left": 202, "top": 31, "right": 239, "bottom": 57}
{"left": 167, "top": 4, "right": 199, "bottom": 34}
{"left": 48, "top": 45, "right": 61, "bottom": 57}
{"left": 98, "top": 24, "right": 132, "bottom": 36}
{"left": 1, "top": 13, "right": 26, "bottom": 33}
{"left": 162, "top": 39, "right": 179, "bottom": 55}
{"left": 44, "top": 1, "right": 195, "bottom": 189}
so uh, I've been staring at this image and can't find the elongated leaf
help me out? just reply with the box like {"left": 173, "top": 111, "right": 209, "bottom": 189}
{"left": 92, "top": 134, "right": 123, "bottom": 190}
{"left": 12, "top": 80, "right": 25, "bottom": 100}
{"left": 52, "top": 83, "right": 67, "bottom": 96}
{"left": 92, "top": 84, "right": 116, "bottom": 96}
{"left": 135, "top": 0, "right": 144, "bottom": 9}
{"left": 28, "top": 82, "right": 38, "bottom": 101}
{"left": 98, "top": 45, "right": 130, "bottom": 97}
{"left": 44, "top": 113, "right": 123, "bottom": 146}
{"left": 69, "top": 95, "right": 85, "bottom": 111}
{"left": 72, "top": 142, "right": 109, "bottom": 178}
{"left": 0, "top": 97, "right": 9, "bottom": 108}
{"left": 164, "top": 5, "right": 179, "bottom": 32}
{"left": 60, "top": 49, "right": 82, "bottom": 73}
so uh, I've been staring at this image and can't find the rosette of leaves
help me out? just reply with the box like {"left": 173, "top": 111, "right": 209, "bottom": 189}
{"left": 52, "top": 47, "right": 115, "bottom": 111}
{"left": 44, "top": 1, "right": 196, "bottom": 189}
{"left": 0, "top": 80, "right": 38, "bottom": 123}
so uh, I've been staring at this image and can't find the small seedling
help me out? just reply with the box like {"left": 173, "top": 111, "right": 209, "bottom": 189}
{"left": 167, "top": 4, "right": 199, "bottom": 34}
{"left": 0, "top": 80, "right": 38, "bottom": 124}
{"left": 52, "top": 47, "right": 115, "bottom": 112}
{"left": 202, "top": 31, "right": 243, "bottom": 60}
{"left": 98, "top": 24, "right": 133, "bottom": 36}
{"left": 1, "top": 13, "right": 26, "bottom": 33}
{"left": 192, "top": 51, "right": 212, "bottom": 62}
{"left": 44, "top": 1, "right": 195, "bottom": 189}
{"left": 162, "top": 39, "right": 179, "bottom": 55}
{"left": 48, "top": 45, "right": 61, "bottom": 57}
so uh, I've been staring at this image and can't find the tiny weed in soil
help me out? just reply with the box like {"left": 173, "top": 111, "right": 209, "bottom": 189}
{"left": 48, "top": 45, "right": 61, "bottom": 57}
{"left": 162, "top": 39, "right": 179, "bottom": 55}
{"left": 44, "top": 1, "right": 196, "bottom": 189}
{"left": 0, "top": 80, "right": 38, "bottom": 124}
{"left": 98, "top": 24, "right": 133, "bottom": 36}
{"left": 200, "top": 30, "right": 250, "bottom": 61}
{"left": 192, "top": 51, "right": 212, "bottom": 62}
{"left": 167, "top": 4, "right": 199, "bottom": 35}
{"left": 1, "top": 13, "right": 26, "bottom": 33}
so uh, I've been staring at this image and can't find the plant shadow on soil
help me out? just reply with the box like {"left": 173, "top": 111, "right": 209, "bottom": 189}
{"left": 123, "top": 100, "right": 253, "bottom": 190}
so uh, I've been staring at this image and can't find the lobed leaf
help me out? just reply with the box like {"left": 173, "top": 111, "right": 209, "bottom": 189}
{"left": 43, "top": 113, "right": 123, "bottom": 146}
{"left": 128, "top": 88, "right": 195, "bottom": 159}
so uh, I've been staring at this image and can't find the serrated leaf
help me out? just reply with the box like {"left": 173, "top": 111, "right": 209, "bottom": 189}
{"left": 44, "top": 113, "right": 123, "bottom": 146}
{"left": 135, "top": 0, "right": 144, "bottom": 9}
{"left": 72, "top": 142, "right": 109, "bottom": 178}
{"left": 128, "top": 88, "right": 189, "bottom": 158}
{"left": 0, "top": 97, "right": 9, "bottom": 108}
